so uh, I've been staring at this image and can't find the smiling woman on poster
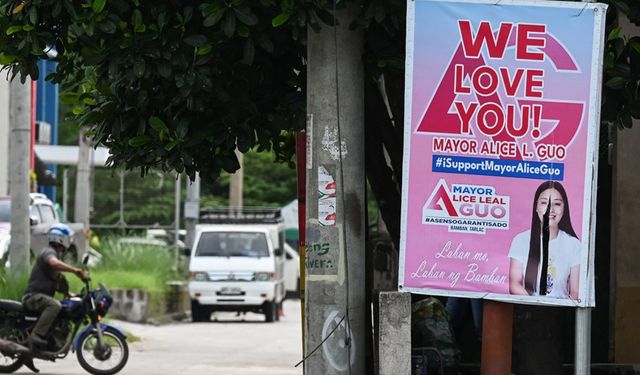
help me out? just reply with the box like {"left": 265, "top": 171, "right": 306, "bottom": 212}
{"left": 508, "top": 181, "right": 581, "bottom": 300}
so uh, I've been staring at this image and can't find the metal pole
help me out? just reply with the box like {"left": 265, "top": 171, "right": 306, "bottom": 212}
{"left": 575, "top": 308, "right": 592, "bottom": 374}
{"left": 574, "top": 2, "right": 595, "bottom": 374}
{"left": 118, "top": 171, "right": 125, "bottom": 232}
{"left": 62, "top": 168, "right": 68, "bottom": 222}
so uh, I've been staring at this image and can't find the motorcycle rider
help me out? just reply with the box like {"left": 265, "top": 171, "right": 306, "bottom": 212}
{"left": 22, "top": 223, "right": 87, "bottom": 348}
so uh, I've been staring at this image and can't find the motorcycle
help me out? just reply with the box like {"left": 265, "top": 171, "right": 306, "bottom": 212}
{"left": 0, "top": 259, "right": 129, "bottom": 374}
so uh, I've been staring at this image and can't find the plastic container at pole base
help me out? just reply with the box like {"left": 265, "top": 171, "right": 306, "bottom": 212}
{"left": 412, "top": 354, "right": 427, "bottom": 375}
{"left": 411, "top": 347, "right": 445, "bottom": 375}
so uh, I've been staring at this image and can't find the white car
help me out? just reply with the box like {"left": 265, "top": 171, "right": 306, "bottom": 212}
{"left": 188, "top": 222, "right": 287, "bottom": 323}
{"left": 146, "top": 229, "right": 186, "bottom": 249}
{"left": 0, "top": 232, "right": 10, "bottom": 266}
{"left": 0, "top": 193, "right": 88, "bottom": 262}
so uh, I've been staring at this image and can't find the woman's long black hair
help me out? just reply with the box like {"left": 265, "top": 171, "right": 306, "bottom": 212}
{"left": 523, "top": 181, "right": 578, "bottom": 294}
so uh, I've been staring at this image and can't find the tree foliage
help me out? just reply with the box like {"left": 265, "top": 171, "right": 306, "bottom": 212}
{"left": 1, "top": 0, "right": 640, "bottom": 247}
{"left": 59, "top": 150, "right": 296, "bottom": 228}
{"left": 602, "top": 0, "right": 640, "bottom": 128}
{"left": 0, "top": 0, "right": 325, "bottom": 181}
{"left": 199, "top": 149, "right": 298, "bottom": 207}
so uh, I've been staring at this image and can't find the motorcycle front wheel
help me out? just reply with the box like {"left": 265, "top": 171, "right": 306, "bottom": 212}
{"left": 76, "top": 326, "right": 128, "bottom": 375}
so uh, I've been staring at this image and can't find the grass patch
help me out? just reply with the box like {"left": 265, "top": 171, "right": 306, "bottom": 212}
{"left": 69, "top": 270, "right": 168, "bottom": 294}
{"left": 74, "top": 237, "right": 185, "bottom": 321}
{"left": 69, "top": 237, "right": 184, "bottom": 293}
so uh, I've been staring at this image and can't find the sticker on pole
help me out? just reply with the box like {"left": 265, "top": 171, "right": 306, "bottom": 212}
{"left": 318, "top": 166, "right": 337, "bottom": 226}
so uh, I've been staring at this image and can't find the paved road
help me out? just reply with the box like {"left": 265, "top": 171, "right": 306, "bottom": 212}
{"left": 16, "top": 300, "right": 304, "bottom": 375}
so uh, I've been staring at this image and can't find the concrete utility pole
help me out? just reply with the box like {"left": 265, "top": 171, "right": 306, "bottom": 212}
{"left": 229, "top": 149, "right": 244, "bottom": 208}
{"left": 8, "top": 79, "right": 31, "bottom": 275}
{"left": 174, "top": 174, "right": 181, "bottom": 237}
{"left": 305, "top": 2, "right": 366, "bottom": 374}
{"left": 184, "top": 174, "right": 200, "bottom": 250}
{"left": 0, "top": 79, "right": 10, "bottom": 196}
{"left": 74, "top": 127, "right": 93, "bottom": 229}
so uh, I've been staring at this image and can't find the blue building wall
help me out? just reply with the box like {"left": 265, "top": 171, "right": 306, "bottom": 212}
{"left": 36, "top": 60, "right": 59, "bottom": 201}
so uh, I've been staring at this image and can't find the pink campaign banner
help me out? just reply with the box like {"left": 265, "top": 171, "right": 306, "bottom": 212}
{"left": 399, "top": 0, "right": 607, "bottom": 307}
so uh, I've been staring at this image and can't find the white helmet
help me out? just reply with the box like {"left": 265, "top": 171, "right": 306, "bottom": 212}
{"left": 48, "top": 223, "right": 73, "bottom": 249}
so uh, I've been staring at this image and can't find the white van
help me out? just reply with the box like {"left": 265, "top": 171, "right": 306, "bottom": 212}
{"left": 283, "top": 243, "right": 300, "bottom": 298}
{"left": 187, "top": 209, "right": 286, "bottom": 322}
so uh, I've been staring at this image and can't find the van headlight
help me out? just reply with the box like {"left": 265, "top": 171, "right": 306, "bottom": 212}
{"left": 254, "top": 272, "right": 274, "bottom": 281}
{"left": 189, "top": 272, "right": 209, "bottom": 281}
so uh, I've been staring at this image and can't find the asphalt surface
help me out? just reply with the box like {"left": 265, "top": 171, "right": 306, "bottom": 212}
{"left": 16, "top": 299, "right": 304, "bottom": 375}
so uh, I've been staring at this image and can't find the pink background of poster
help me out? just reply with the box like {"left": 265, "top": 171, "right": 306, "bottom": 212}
{"left": 400, "top": 0, "right": 606, "bottom": 306}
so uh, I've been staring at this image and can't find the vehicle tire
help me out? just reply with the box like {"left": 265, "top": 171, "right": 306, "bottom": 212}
{"left": 0, "top": 252, "right": 8, "bottom": 269}
{"left": 0, "top": 354, "right": 22, "bottom": 374}
{"left": 191, "top": 300, "right": 210, "bottom": 322}
{"left": 264, "top": 301, "right": 276, "bottom": 323}
{"left": 0, "top": 321, "right": 23, "bottom": 373}
{"left": 275, "top": 301, "right": 282, "bottom": 322}
{"left": 76, "top": 326, "right": 129, "bottom": 375}
{"left": 286, "top": 277, "right": 301, "bottom": 299}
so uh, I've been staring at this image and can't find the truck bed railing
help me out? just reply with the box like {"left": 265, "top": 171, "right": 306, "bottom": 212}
{"left": 199, "top": 207, "right": 283, "bottom": 224}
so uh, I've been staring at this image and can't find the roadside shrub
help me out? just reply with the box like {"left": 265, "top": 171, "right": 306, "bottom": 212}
{"left": 69, "top": 237, "right": 184, "bottom": 293}
{"left": 97, "top": 238, "right": 175, "bottom": 276}
{"left": 0, "top": 270, "right": 29, "bottom": 300}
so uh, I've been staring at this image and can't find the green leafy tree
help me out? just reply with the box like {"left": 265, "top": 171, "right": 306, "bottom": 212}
{"left": 0, "top": 0, "right": 318, "bottom": 181}
{"left": 59, "top": 150, "right": 296, "bottom": 227}
{"left": 601, "top": 0, "right": 640, "bottom": 128}
{"left": 0, "top": 0, "right": 638, "bottom": 246}
{"left": 181, "top": 149, "right": 298, "bottom": 208}
{"left": 242, "top": 150, "right": 297, "bottom": 207}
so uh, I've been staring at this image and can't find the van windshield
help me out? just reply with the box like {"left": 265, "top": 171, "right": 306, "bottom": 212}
{"left": 195, "top": 232, "right": 269, "bottom": 257}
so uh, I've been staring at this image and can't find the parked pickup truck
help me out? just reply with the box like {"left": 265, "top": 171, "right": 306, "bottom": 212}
{"left": 187, "top": 208, "right": 287, "bottom": 323}
{"left": 0, "top": 193, "right": 88, "bottom": 262}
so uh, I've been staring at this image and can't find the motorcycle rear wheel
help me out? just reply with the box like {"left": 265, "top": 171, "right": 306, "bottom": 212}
{"left": 0, "top": 354, "right": 22, "bottom": 374}
{"left": 76, "top": 326, "right": 128, "bottom": 375}
{"left": 0, "top": 321, "right": 23, "bottom": 374}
